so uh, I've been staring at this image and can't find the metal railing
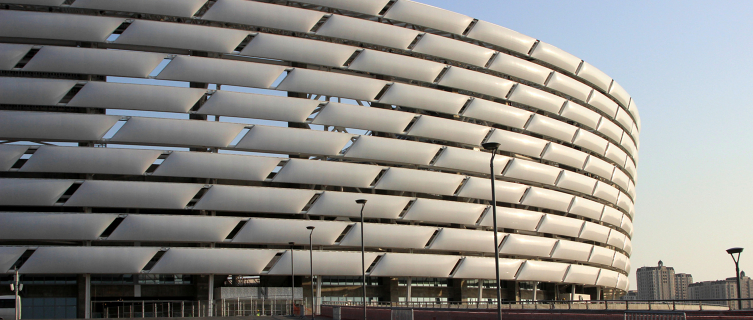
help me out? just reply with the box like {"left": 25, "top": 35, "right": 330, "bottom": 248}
{"left": 92, "top": 297, "right": 307, "bottom": 318}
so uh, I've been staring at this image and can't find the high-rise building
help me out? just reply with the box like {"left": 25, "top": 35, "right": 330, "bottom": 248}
{"left": 689, "top": 272, "right": 753, "bottom": 309}
{"left": 0, "top": 0, "right": 639, "bottom": 318}
{"left": 674, "top": 273, "right": 693, "bottom": 300}
{"left": 637, "top": 261, "right": 676, "bottom": 300}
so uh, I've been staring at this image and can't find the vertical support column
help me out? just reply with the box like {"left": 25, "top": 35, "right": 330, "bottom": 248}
{"left": 85, "top": 274, "right": 91, "bottom": 319}
{"left": 406, "top": 277, "right": 412, "bottom": 304}
{"left": 532, "top": 281, "right": 538, "bottom": 301}
{"left": 316, "top": 276, "right": 322, "bottom": 314}
{"left": 477, "top": 279, "right": 482, "bottom": 305}
{"left": 208, "top": 275, "right": 214, "bottom": 317}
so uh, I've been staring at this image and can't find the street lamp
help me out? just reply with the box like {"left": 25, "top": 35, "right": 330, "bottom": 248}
{"left": 306, "top": 226, "right": 315, "bottom": 320}
{"left": 355, "top": 199, "right": 368, "bottom": 320}
{"left": 727, "top": 247, "right": 744, "bottom": 310}
{"left": 481, "top": 141, "right": 502, "bottom": 320}
{"left": 289, "top": 242, "right": 295, "bottom": 316}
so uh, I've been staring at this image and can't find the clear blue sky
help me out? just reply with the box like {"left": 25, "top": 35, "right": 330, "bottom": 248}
{"left": 417, "top": 0, "right": 753, "bottom": 289}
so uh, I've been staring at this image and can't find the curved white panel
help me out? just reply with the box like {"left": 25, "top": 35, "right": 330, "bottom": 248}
{"left": 458, "top": 177, "right": 528, "bottom": 204}
{"left": 521, "top": 187, "right": 574, "bottom": 213}
{"left": 596, "top": 269, "right": 620, "bottom": 288}
{"left": 608, "top": 81, "right": 631, "bottom": 108}
{"left": 345, "top": 135, "right": 441, "bottom": 165}
{"left": 615, "top": 108, "right": 634, "bottom": 132}
{"left": 537, "top": 214, "right": 584, "bottom": 238}
{"left": 199, "top": 91, "right": 319, "bottom": 123}
{"left": 488, "top": 54, "right": 551, "bottom": 85}
{"left": 154, "top": 151, "right": 279, "bottom": 181}
{"left": 375, "top": 167, "right": 464, "bottom": 196}
{"left": 0, "top": 77, "right": 77, "bottom": 105}
{"left": 604, "top": 143, "right": 628, "bottom": 167}
{"left": 203, "top": 0, "right": 324, "bottom": 33}
{"left": 369, "top": 253, "right": 459, "bottom": 278}
{"left": 236, "top": 125, "right": 353, "bottom": 156}
{"left": 0, "top": 111, "right": 118, "bottom": 142}
{"left": 624, "top": 238, "right": 633, "bottom": 256}
{"left": 413, "top": 34, "right": 495, "bottom": 66}
{"left": 551, "top": 240, "right": 593, "bottom": 262}
{"left": 306, "top": 192, "right": 411, "bottom": 219}
{"left": 69, "top": 82, "right": 206, "bottom": 113}
{"left": 0, "top": 43, "right": 32, "bottom": 70}
{"left": 429, "top": 228, "right": 504, "bottom": 253}
{"left": 403, "top": 198, "right": 487, "bottom": 225}
{"left": 65, "top": 180, "right": 202, "bottom": 209}
{"left": 479, "top": 207, "right": 544, "bottom": 232}
{"left": 0, "top": 212, "right": 116, "bottom": 241}
{"left": 438, "top": 67, "right": 515, "bottom": 100}
{"left": 379, "top": 83, "right": 469, "bottom": 115}
{"left": 317, "top": 15, "right": 420, "bottom": 49}
{"left": 149, "top": 248, "right": 278, "bottom": 274}
{"left": 269, "top": 250, "right": 379, "bottom": 276}
{"left": 233, "top": 218, "right": 350, "bottom": 246}
{"left": 530, "top": 42, "right": 581, "bottom": 74}
{"left": 383, "top": 0, "right": 473, "bottom": 34}
{"left": 72, "top": 0, "right": 207, "bottom": 17}
{"left": 516, "top": 260, "right": 569, "bottom": 282}
{"left": 277, "top": 68, "right": 388, "bottom": 101}
{"left": 555, "top": 171, "right": 597, "bottom": 195}
{"left": 0, "top": 11, "right": 123, "bottom": 42}
{"left": 452, "top": 256, "right": 523, "bottom": 280}
{"left": 24, "top": 46, "right": 165, "bottom": 78}
{"left": 589, "top": 246, "right": 616, "bottom": 266}
{"left": 499, "top": 234, "right": 557, "bottom": 257}
{"left": 621, "top": 135, "right": 638, "bottom": 160}
{"left": 111, "top": 117, "right": 246, "bottom": 148}
{"left": 0, "top": 145, "right": 28, "bottom": 171}
{"left": 588, "top": 91, "right": 619, "bottom": 118}
{"left": 583, "top": 156, "right": 615, "bottom": 179}
{"left": 157, "top": 55, "right": 286, "bottom": 89}
{"left": 462, "top": 98, "right": 533, "bottom": 129}
{"left": 563, "top": 264, "right": 600, "bottom": 285}
{"left": 598, "top": 119, "right": 624, "bottom": 146}
{"left": 546, "top": 72, "right": 592, "bottom": 102}
{"left": 466, "top": 21, "right": 536, "bottom": 54}
{"left": 593, "top": 182, "right": 620, "bottom": 205}
{"left": 611, "top": 169, "right": 631, "bottom": 191}
{"left": 559, "top": 101, "right": 601, "bottom": 130}
{"left": 621, "top": 215, "right": 634, "bottom": 236}
{"left": 600, "top": 206, "right": 623, "bottom": 227}
{"left": 0, "top": 178, "right": 73, "bottom": 206}
{"left": 577, "top": 62, "right": 612, "bottom": 92}
{"left": 115, "top": 20, "right": 249, "bottom": 53}
{"left": 241, "top": 33, "right": 357, "bottom": 68}
{"left": 509, "top": 85, "right": 566, "bottom": 114}
{"left": 407, "top": 116, "right": 490, "bottom": 145}
{"left": 612, "top": 252, "right": 629, "bottom": 271}
{"left": 340, "top": 223, "right": 436, "bottom": 249}
{"left": 20, "top": 247, "right": 159, "bottom": 274}
{"left": 297, "top": 0, "right": 390, "bottom": 15}
{"left": 579, "top": 222, "right": 610, "bottom": 243}
{"left": 503, "top": 159, "right": 561, "bottom": 185}
{"left": 108, "top": 215, "right": 242, "bottom": 242}
{"left": 20, "top": 146, "right": 161, "bottom": 175}
{"left": 432, "top": 147, "right": 510, "bottom": 175}
{"left": 273, "top": 159, "right": 382, "bottom": 188}
{"left": 607, "top": 230, "right": 626, "bottom": 249}
{"left": 525, "top": 115, "right": 577, "bottom": 142}
{"left": 568, "top": 197, "right": 605, "bottom": 220}
{"left": 0, "top": 247, "right": 27, "bottom": 273}
{"left": 573, "top": 130, "right": 609, "bottom": 155}
{"left": 193, "top": 185, "right": 316, "bottom": 213}
{"left": 313, "top": 102, "right": 414, "bottom": 133}
{"left": 617, "top": 274, "right": 629, "bottom": 291}
{"left": 486, "top": 129, "right": 548, "bottom": 158}
{"left": 349, "top": 49, "right": 445, "bottom": 83}
{"left": 542, "top": 143, "right": 588, "bottom": 169}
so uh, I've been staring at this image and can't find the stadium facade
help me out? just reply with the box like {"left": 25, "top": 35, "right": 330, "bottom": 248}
{"left": 0, "top": 0, "right": 639, "bottom": 318}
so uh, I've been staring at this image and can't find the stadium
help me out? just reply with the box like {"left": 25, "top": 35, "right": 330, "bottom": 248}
{"left": 0, "top": 0, "right": 638, "bottom": 318}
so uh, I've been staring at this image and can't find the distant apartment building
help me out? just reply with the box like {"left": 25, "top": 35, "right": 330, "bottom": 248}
{"left": 675, "top": 273, "right": 693, "bottom": 300}
{"left": 637, "top": 261, "right": 676, "bottom": 300}
{"left": 689, "top": 272, "right": 752, "bottom": 309}
{"left": 620, "top": 290, "right": 638, "bottom": 300}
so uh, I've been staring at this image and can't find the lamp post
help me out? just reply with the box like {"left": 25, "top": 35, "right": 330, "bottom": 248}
{"left": 306, "top": 226, "right": 315, "bottom": 320}
{"left": 481, "top": 142, "right": 502, "bottom": 320}
{"left": 726, "top": 247, "right": 744, "bottom": 310}
{"left": 355, "top": 199, "right": 368, "bottom": 320}
{"left": 289, "top": 242, "right": 295, "bottom": 316}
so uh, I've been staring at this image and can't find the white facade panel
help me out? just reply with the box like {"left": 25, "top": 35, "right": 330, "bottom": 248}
{"left": 20, "top": 146, "right": 161, "bottom": 175}
{"left": 541, "top": 143, "right": 588, "bottom": 169}
{"left": 579, "top": 222, "right": 610, "bottom": 243}
{"left": 596, "top": 269, "right": 620, "bottom": 288}
{"left": 530, "top": 42, "right": 581, "bottom": 74}
{"left": 537, "top": 214, "right": 584, "bottom": 238}
{"left": 509, "top": 85, "right": 566, "bottom": 114}
{"left": 69, "top": 82, "right": 206, "bottom": 113}
{"left": 24, "top": 46, "right": 165, "bottom": 78}
{"left": 407, "top": 116, "right": 490, "bottom": 146}
{"left": 520, "top": 187, "right": 574, "bottom": 213}
{"left": 611, "top": 169, "right": 631, "bottom": 191}
{"left": 568, "top": 197, "right": 605, "bottom": 220}
{"left": 461, "top": 98, "right": 532, "bottom": 129}
{"left": 375, "top": 167, "right": 464, "bottom": 196}
{"left": 478, "top": 207, "right": 544, "bottom": 232}
{"left": 316, "top": 15, "right": 421, "bottom": 49}
{"left": 600, "top": 206, "right": 623, "bottom": 227}
{"left": 486, "top": 129, "right": 548, "bottom": 158}
{"left": 273, "top": 159, "right": 382, "bottom": 188}
{"left": 306, "top": 192, "right": 411, "bottom": 219}
{"left": 487, "top": 54, "right": 551, "bottom": 85}
{"left": 108, "top": 215, "right": 243, "bottom": 242}
{"left": 241, "top": 33, "right": 356, "bottom": 68}
{"left": 516, "top": 261, "right": 569, "bottom": 282}
{"left": 413, "top": 34, "right": 495, "bottom": 66}
{"left": 20, "top": 247, "right": 159, "bottom": 274}
{"left": 313, "top": 102, "right": 414, "bottom": 133}
{"left": 297, "top": 0, "right": 390, "bottom": 15}
{"left": 236, "top": 126, "right": 353, "bottom": 156}
{"left": 110, "top": 117, "right": 246, "bottom": 148}
{"left": 344, "top": 136, "right": 441, "bottom": 165}
{"left": 583, "top": 156, "right": 615, "bottom": 179}
{"left": 589, "top": 246, "right": 616, "bottom": 266}
{"left": 153, "top": 152, "right": 280, "bottom": 181}
{"left": 149, "top": 248, "right": 278, "bottom": 275}
{"left": 608, "top": 81, "right": 631, "bottom": 107}
{"left": 193, "top": 185, "right": 316, "bottom": 213}
{"left": 379, "top": 83, "right": 469, "bottom": 115}
{"left": 71, "top": 0, "right": 207, "bottom": 17}
{"left": 403, "top": 198, "right": 487, "bottom": 225}
{"left": 0, "top": 145, "right": 28, "bottom": 171}
{"left": 458, "top": 177, "right": 528, "bottom": 204}
{"left": 233, "top": 219, "right": 350, "bottom": 246}
{"left": 64, "top": 180, "right": 202, "bottom": 209}
{"left": 615, "top": 108, "right": 634, "bottom": 132}
{"left": 556, "top": 171, "right": 597, "bottom": 195}
{"left": 607, "top": 230, "right": 626, "bottom": 249}
{"left": 0, "top": 11, "right": 123, "bottom": 42}
{"left": 466, "top": 20, "right": 537, "bottom": 54}
{"left": 0, "top": 111, "right": 119, "bottom": 142}
{"left": 0, "top": 212, "right": 116, "bottom": 241}
{"left": 369, "top": 253, "right": 459, "bottom": 278}
{"left": 383, "top": 0, "right": 473, "bottom": 34}
{"left": 277, "top": 68, "right": 388, "bottom": 101}
{"left": 559, "top": 101, "right": 601, "bottom": 129}
{"left": 0, "top": 77, "right": 77, "bottom": 106}
{"left": 350, "top": 49, "right": 445, "bottom": 83}
{"left": 598, "top": 119, "right": 624, "bottom": 145}
{"left": 0, "top": 43, "right": 32, "bottom": 70}
{"left": 577, "top": 62, "right": 612, "bottom": 92}
{"left": 525, "top": 115, "right": 577, "bottom": 142}
{"left": 499, "top": 234, "right": 557, "bottom": 257}
{"left": 0, "top": 247, "right": 27, "bottom": 273}
{"left": 268, "top": 250, "right": 379, "bottom": 276}
{"left": 203, "top": 0, "right": 324, "bottom": 33}
{"left": 563, "top": 264, "right": 600, "bottom": 285}
{"left": 0, "top": 178, "right": 73, "bottom": 206}
{"left": 432, "top": 147, "right": 510, "bottom": 175}
{"left": 551, "top": 240, "right": 593, "bottom": 262}
{"left": 503, "top": 159, "right": 561, "bottom": 185}
{"left": 588, "top": 91, "right": 619, "bottom": 118}
{"left": 339, "top": 223, "right": 437, "bottom": 249}
{"left": 546, "top": 72, "right": 592, "bottom": 102}
{"left": 593, "top": 182, "right": 620, "bottom": 204}
{"left": 438, "top": 67, "right": 515, "bottom": 100}
{"left": 157, "top": 55, "right": 286, "bottom": 89}
{"left": 452, "top": 257, "right": 524, "bottom": 280}
{"left": 198, "top": 91, "right": 320, "bottom": 123}
{"left": 573, "top": 130, "right": 609, "bottom": 155}
{"left": 115, "top": 20, "right": 249, "bottom": 53}
{"left": 429, "top": 228, "right": 504, "bottom": 253}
